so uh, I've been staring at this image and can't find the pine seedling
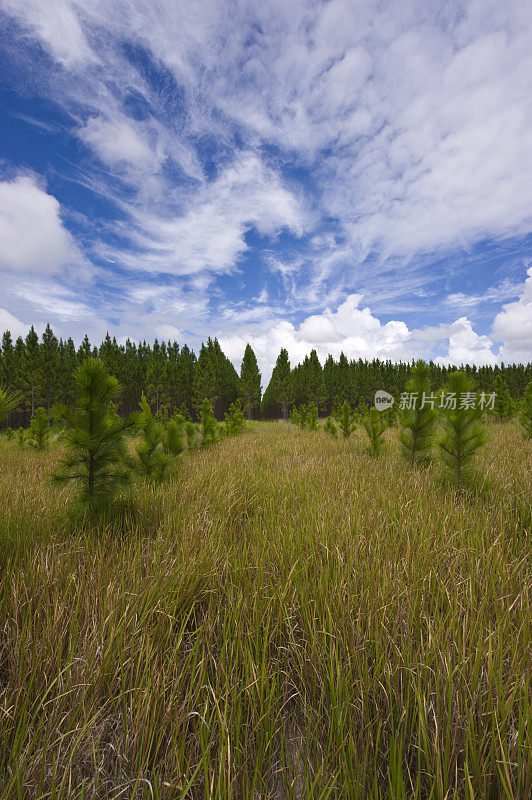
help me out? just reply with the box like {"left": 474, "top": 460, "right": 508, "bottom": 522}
{"left": 185, "top": 419, "right": 197, "bottom": 449}
{"left": 165, "top": 414, "right": 186, "bottom": 456}
{"left": 307, "top": 401, "right": 318, "bottom": 430}
{"left": 200, "top": 398, "right": 217, "bottom": 446}
{"left": 357, "top": 397, "right": 369, "bottom": 419}
{"left": 17, "top": 427, "right": 26, "bottom": 447}
{"left": 324, "top": 415, "right": 338, "bottom": 438}
{"left": 338, "top": 401, "right": 357, "bottom": 439}
{"left": 363, "top": 407, "right": 387, "bottom": 456}
{"left": 438, "top": 370, "right": 485, "bottom": 487}
{"left": 52, "top": 358, "right": 132, "bottom": 516}
{"left": 521, "top": 381, "right": 532, "bottom": 438}
{"left": 399, "top": 360, "right": 438, "bottom": 465}
{"left": 28, "top": 407, "right": 50, "bottom": 451}
{"left": 4, "top": 427, "right": 14, "bottom": 440}
{"left": 131, "top": 395, "right": 170, "bottom": 485}
{"left": 290, "top": 404, "right": 308, "bottom": 428}
{"left": 224, "top": 400, "right": 246, "bottom": 436}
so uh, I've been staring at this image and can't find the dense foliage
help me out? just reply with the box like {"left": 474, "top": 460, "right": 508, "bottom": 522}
{"left": 1, "top": 325, "right": 530, "bottom": 429}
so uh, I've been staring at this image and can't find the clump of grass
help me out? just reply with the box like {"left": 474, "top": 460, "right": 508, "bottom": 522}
{"left": 0, "top": 422, "right": 529, "bottom": 798}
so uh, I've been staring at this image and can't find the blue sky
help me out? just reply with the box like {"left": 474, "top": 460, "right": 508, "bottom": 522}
{"left": 0, "top": 0, "right": 531, "bottom": 378}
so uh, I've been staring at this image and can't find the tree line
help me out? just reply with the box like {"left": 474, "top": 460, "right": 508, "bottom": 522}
{"left": 1, "top": 325, "right": 530, "bottom": 427}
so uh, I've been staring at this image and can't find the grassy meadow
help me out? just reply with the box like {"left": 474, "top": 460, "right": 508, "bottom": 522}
{"left": 0, "top": 421, "right": 530, "bottom": 799}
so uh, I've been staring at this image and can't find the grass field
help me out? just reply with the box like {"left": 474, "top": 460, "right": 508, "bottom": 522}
{"left": 0, "top": 421, "right": 530, "bottom": 799}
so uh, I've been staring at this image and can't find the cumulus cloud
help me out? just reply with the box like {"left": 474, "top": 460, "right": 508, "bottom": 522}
{"left": 492, "top": 265, "right": 532, "bottom": 363}
{"left": 220, "top": 293, "right": 501, "bottom": 383}
{"left": 0, "top": 174, "right": 84, "bottom": 274}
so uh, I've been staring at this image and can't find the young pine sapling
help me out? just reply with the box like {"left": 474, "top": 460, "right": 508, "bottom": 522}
{"left": 28, "top": 407, "right": 50, "bottom": 451}
{"left": 306, "top": 401, "right": 319, "bottom": 431}
{"left": 224, "top": 400, "right": 246, "bottom": 437}
{"left": 199, "top": 398, "right": 217, "bottom": 446}
{"left": 338, "top": 401, "right": 357, "bottom": 439}
{"left": 52, "top": 358, "right": 132, "bottom": 516}
{"left": 399, "top": 360, "right": 438, "bottom": 465}
{"left": 363, "top": 406, "right": 387, "bottom": 456}
{"left": 324, "top": 415, "right": 338, "bottom": 438}
{"left": 438, "top": 370, "right": 485, "bottom": 487}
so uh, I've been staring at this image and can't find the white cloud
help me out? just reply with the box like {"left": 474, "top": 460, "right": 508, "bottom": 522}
{"left": 1, "top": 0, "right": 97, "bottom": 66}
{"left": 436, "top": 318, "right": 499, "bottom": 367}
{"left": 492, "top": 265, "right": 532, "bottom": 363}
{"left": 116, "top": 152, "right": 307, "bottom": 274}
{"left": 220, "top": 293, "right": 501, "bottom": 383}
{"left": 0, "top": 174, "right": 84, "bottom": 273}
{"left": 79, "top": 114, "right": 158, "bottom": 170}
{"left": 0, "top": 307, "right": 30, "bottom": 339}
{"left": 2, "top": 0, "right": 532, "bottom": 364}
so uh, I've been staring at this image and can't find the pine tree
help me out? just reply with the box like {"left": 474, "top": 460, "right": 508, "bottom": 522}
{"left": 338, "top": 401, "right": 357, "bottom": 439}
{"left": 493, "top": 374, "right": 514, "bottom": 421}
{"left": 270, "top": 348, "right": 292, "bottom": 420}
{"left": 194, "top": 342, "right": 217, "bottom": 414}
{"left": 28, "top": 407, "right": 50, "bottom": 451}
{"left": 240, "top": 344, "right": 261, "bottom": 419}
{"left": 41, "top": 323, "right": 59, "bottom": 410}
{"left": 363, "top": 407, "right": 387, "bottom": 456}
{"left": 399, "top": 360, "right": 438, "bottom": 465}
{"left": 439, "top": 371, "right": 485, "bottom": 486}
{"left": 17, "top": 427, "right": 25, "bottom": 447}
{"left": 52, "top": 358, "right": 131, "bottom": 516}
{"left": 146, "top": 339, "right": 168, "bottom": 414}
{"left": 1, "top": 331, "right": 15, "bottom": 387}
{"left": 520, "top": 381, "right": 532, "bottom": 438}
{"left": 24, "top": 326, "right": 42, "bottom": 415}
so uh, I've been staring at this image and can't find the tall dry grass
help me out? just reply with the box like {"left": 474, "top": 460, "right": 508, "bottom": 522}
{"left": 0, "top": 422, "right": 530, "bottom": 799}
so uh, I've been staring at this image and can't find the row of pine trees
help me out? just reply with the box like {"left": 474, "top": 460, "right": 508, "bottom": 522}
{"left": 1, "top": 325, "right": 530, "bottom": 426}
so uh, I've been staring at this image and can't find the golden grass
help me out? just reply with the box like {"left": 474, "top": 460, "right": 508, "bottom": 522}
{"left": 0, "top": 422, "right": 530, "bottom": 799}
